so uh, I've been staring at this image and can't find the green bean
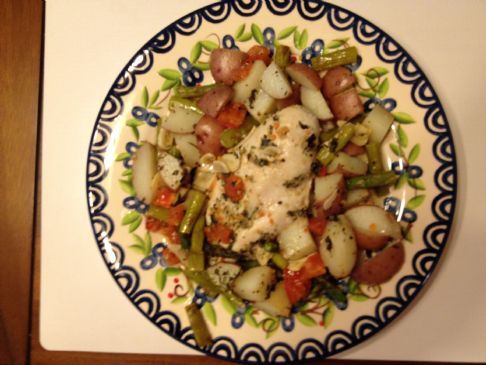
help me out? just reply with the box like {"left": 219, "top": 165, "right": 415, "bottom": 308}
{"left": 271, "top": 253, "right": 288, "bottom": 270}
{"left": 188, "top": 252, "right": 205, "bottom": 272}
{"left": 147, "top": 206, "right": 169, "bottom": 222}
{"left": 184, "top": 270, "right": 220, "bottom": 298}
{"left": 262, "top": 241, "right": 278, "bottom": 253}
{"left": 187, "top": 216, "right": 206, "bottom": 272}
{"left": 316, "top": 123, "right": 355, "bottom": 165}
{"left": 179, "top": 190, "right": 206, "bottom": 234}
{"left": 175, "top": 83, "right": 222, "bottom": 98}
{"left": 346, "top": 171, "right": 398, "bottom": 190}
{"left": 366, "top": 142, "right": 390, "bottom": 196}
{"left": 169, "top": 95, "right": 203, "bottom": 115}
{"left": 181, "top": 234, "right": 191, "bottom": 250}
{"left": 220, "top": 115, "right": 258, "bottom": 148}
{"left": 274, "top": 45, "right": 291, "bottom": 68}
{"left": 311, "top": 46, "right": 358, "bottom": 71}
{"left": 185, "top": 303, "right": 212, "bottom": 347}
{"left": 320, "top": 128, "right": 338, "bottom": 142}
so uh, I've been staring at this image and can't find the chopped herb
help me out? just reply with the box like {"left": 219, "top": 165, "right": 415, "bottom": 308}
{"left": 298, "top": 121, "right": 309, "bottom": 129}
{"left": 306, "top": 134, "right": 317, "bottom": 151}
{"left": 283, "top": 174, "right": 307, "bottom": 188}
{"left": 248, "top": 89, "right": 258, "bottom": 109}
{"left": 287, "top": 209, "right": 307, "bottom": 218}
{"left": 311, "top": 161, "right": 321, "bottom": 175}
{"left": 325, "top": 236, "right": 333, "bottom": 250}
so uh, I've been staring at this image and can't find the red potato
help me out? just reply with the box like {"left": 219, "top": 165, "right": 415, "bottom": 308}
{"left": 342, "top": 142, "right": 366, "bottom": 156}
{"left": 322, "top": 66, "right": 356, "bottom": 99}
{"left": 329, "top": 88, "right": 364, "bottom": 121}
{"left": 344, "top": 205, "right": 402, "bottom": 250}
{"left": 286, "top": 63, "right": 322, "bottom": 90}
{"left": 210, "top": 48, "right": 247, "bottom": 85}
{"left": 352, "top": 242, "right": 405, "bottom": 285}
{"left": 195, "top": 115, "right": 225, "bottom": 156}
{"left": 276, "top": 84, "right": 301, "bottom": 110}
{"left": 196, "top": 85, "right": 234, "bottom": 117}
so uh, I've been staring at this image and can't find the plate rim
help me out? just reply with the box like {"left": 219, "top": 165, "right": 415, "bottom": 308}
{"left": 85, "top": 0, "right": 458, "bottom": 363}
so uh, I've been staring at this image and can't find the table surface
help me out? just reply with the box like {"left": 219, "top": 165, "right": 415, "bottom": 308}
{"left": 0, "top": 0, "right": 482, "bottom": 364}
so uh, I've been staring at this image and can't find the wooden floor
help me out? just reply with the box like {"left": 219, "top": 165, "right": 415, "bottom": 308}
{"left": 0, "top": 1, "right": 470, "bottom": 365}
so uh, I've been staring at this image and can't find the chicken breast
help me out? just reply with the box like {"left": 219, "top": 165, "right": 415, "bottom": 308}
{"left": 206, "top": 105, "right": 321, "bottom": 252}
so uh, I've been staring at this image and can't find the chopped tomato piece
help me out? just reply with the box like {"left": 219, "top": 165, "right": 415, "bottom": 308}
{"left": 224, "top": 174, "right": 245, "bottom": 202}
{"left": 247, "top": 45, "right": 271, "bottom": 65}
{"left": 299, "top": 253, "right": 326, "bottom": 281}
{"left": 145, "top": 216, "right": 162, "bottom": 232}
{"left": 308, "top": 216, "right": 327, "bottom": 236}
{"left": 318, "top": 165, "right": 327, "bottom": 177}
{"left": 152, "top": 187, "right": 178, "bottom": 208}
{"left": 204, "top": 223, "right": 233, "bottom": 244}
{"left": 216, "top": 102, "right": 247, "bottom": 129}
{"left": 167, "top": 204, "right": 186, "bottom": 226}
{"left": 233, "top": 60, "right": 254, "bottom": 82}
{"left": 160, "top": 223, "right": 181, "bottom": 245}
{"left": 162, "top": 248, "right": 180, "bottom": 266}
{"left": 283, "top": 269, "right": 311, "bottom": 305}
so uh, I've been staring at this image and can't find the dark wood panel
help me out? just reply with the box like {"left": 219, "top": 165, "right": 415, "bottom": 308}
{"left": 0, "top": 0, "right": 43, "bottom": 364}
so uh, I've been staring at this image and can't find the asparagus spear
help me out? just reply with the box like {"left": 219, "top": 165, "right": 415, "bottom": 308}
{"left": 179, "top": 190, "right": 206, "bottom": 234}
{"left": 185, "top": 303, "right": 212, "bottom": 347}
{"left": 311, "top": 46, "right": 358, "bottom": 71}
{"left": 346, "top": 171, "right": 398, "bottom": 190}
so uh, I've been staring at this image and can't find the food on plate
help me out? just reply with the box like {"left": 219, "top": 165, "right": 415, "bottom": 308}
{"left": 129, "top": 42, "right": 406, "bottom": 346}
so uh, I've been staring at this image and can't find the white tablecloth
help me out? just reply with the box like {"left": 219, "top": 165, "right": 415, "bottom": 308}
{"left": 41, "top": 0, "right": 486, "bottom": 361}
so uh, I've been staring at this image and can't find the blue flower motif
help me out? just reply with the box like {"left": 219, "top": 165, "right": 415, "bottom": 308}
{"left": 301, "top": 39, "right": 324, "bottom": 65}
{"left": 345, "top": 54, "right": 362, "bottom": 72}
{"left": 192, "top": 286, "right": 216, "bottom": 308}
{"left": 391, "top": 161, "right": 423, "bottom": 179}
{"left": 140, "top": 243, "right": 167, "bottom": 270}
{"left": 384, "top": 196, "right": 417, "bottom": 223}
{"left": 263, "top": 27, "right": 276, "bottom": 53}
{"left": 122, "top": 141, "right": 140, "bottom": 169}
{"left": 280, "top": 316, "right": 295, "bottom": 332}
{"left": 364, "top": 97, "right": 397, "bottom": 112}
{"left": 177, "top": 56, "right": 204, "bottom": 87}
{"left": 131, "top": 106, "right": 159, "bottom": 127}
{"left": 231, "top": 307, "right": 246, "bottom": 329}
{"left": 222, "top": 34, "right": 239, "bottom": 50}
{"left": 123, "top": 196, "right": 148, "bottom": 214}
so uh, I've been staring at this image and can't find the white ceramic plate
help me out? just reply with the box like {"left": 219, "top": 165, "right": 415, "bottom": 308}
{"left": 86, "top": 1, "right": 457, "bottom": 363}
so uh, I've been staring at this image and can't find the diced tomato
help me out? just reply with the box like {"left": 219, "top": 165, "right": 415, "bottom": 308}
{"left": 145, "top": 216, "right": 162, "bottom": 232}
{"left": 299, "top": 253, "right": 326, "bottom": 281}
{"left": 318, "top": 165, "right": 327, "bottom": 177}
{"left": 224, "top": 175, "right": 245, "bottom": 202}
{"left": 233, "top": 60, "right": 254, "bottom": 82}
{"left": 152, "top": 187, "right": 178, "bottom": 208}
{"left": 160, "top": 223, "right": 181, "bottom": 245}
{"left": 283, "top": 269, "right": 311, "bottom": 305}
{"left": 204, "top": 223, "right": 233, "bottom": 244}
{"left": 308, "top": 216, "right": 327, "bottom": 236}
{"left": 216, "top": 102, "right": 247, "bottom": 129}
{"left": 167, "top": 204, "right": 186, "bottom": 226}
{"left": 162, "top": 248, "right": 180, "bottom": 266}
{"left": 247, "top": 45, "right": 271, "bottom": 65}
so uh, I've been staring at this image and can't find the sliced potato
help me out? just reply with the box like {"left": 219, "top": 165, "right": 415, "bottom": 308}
{"left": 322, "top": 66, "right": 356, "bottom": 99}
{"left": 276, "top": 83, "right": 300, "bottom": 110}
{"left": 207, "top": 262, "right": 241, "bottom": 290}
{"left": 210, "top": 48, "right": 247, "bottom": 85}
{"left": 342, "top": 188, "right": 370, "bottom": 209}
{"left": 253, "top": 282, "right": 291, "bottom": 317}
{"left": 173, "top": 134, "right": 200, "bottom": 167}
{"left": 329, "top": 88, "right": 364, "bottom": 121}
{"left": 157, "top": 151, "right": 183, "bottom": 190}
{"left": 260, "top": 62, "right": 292, "bottom": 99}
{"left": 314, "top": 173, "right": 345, "bottom": 211}
{"left": 352, "top": 242, "right": 405, "bottom": 285}
{"left": 233, "top": 60, "right": 267, "bottom": 103}
{"left": 327, "top": 152, "right": 368, "bottom": 177}
{"left": 300, "top": 86, "right": 333, "bottom": 121}
{"left": 278, "top": 217, "right": 317, "bottom": 260}
{"left": 132, "top": 142, "right": 157, "bottom": 202}
{"left": 361, "top": 104, "right": 394, "bottom": 144}
{"left": 286, "top": 63, "right": 322, "bottom": 90}
{"left": 244, "top": 88, "right": 276, "bottom": 123}
{"left": 162, "top": 105, "right": 201, "bottom": 133}
{"left": 344, "top": 205, "right": 402, "bottom": 250}
{"left": 231, "top": 266, "right": 276, "bottom": 302}
{"left": 319, "top": 215, "right": 357, "bottom": 279}
{"left": 196, "top": 85, "right": 233, "bottom": 118}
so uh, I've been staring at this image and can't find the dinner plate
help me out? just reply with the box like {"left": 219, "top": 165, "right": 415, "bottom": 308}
{"left": 86, "top": 0, "right": 457, "bottom": 363}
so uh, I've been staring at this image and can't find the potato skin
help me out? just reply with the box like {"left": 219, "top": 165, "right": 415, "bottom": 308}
{"left": 197, "top": 85, "right": 234, "bottom": 117}
{"left": 210, "top": 48, "right": 247, "bottom": 85}
{"left": 286, "top": 63, "right": 322, "bottom": 90}
{"left": 329, "top": 88, "right": 364, "bottom": 121}
{"left": 352, "top": 242, "right": 405, "bottom": 285}
{"left": 322, "top": 66, "right": 356, "bottom": 99}
{"left": 354, "top": 230, "right": 390, "bottom": 251}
